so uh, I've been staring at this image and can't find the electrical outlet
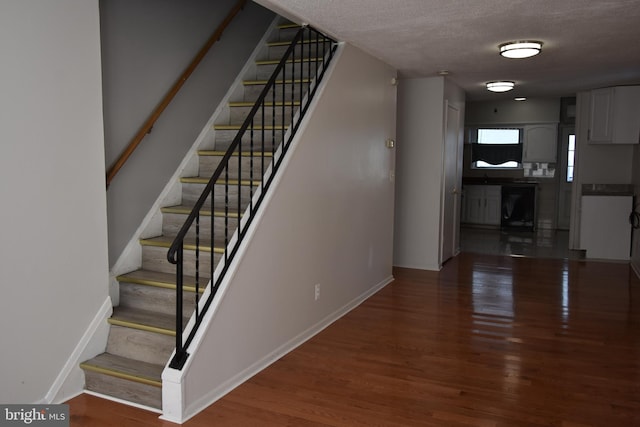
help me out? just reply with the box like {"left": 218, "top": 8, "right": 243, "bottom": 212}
{"left": 314, "top": 283, "right": 321, "bottom": 301}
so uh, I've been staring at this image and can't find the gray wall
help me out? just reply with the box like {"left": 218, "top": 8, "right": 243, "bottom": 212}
{"left": 0, "top": 0, "right": 110, "bottom": 403}
{"left": 465, "top": 98, "right": 560, "bottom": 125}
{"left": 102, "top": 0, "right": 274, "bottom": 265}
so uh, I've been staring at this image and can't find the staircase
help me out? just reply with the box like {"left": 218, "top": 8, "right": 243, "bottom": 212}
{"left": 80, "top": 21, "right": 335, "bottom": 410}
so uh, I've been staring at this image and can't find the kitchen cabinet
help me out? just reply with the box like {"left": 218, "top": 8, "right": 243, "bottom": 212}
{"left": 463, "top": 185, "right": 501, "bottom": 225}
{"left": 523, "top": 124, "right": 557, "bottom": 162}
{"left": 588, "top": 86, "right": 640, "bottom": 144}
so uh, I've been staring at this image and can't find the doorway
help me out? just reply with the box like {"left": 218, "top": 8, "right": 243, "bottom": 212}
{"left": 557, "top": 126, "right": 575, "bottom": 230}
{"left": 441, "top": 101, "right": 461, "bottom": 264}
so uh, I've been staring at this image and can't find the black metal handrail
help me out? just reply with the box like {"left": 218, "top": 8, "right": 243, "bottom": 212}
{"left": 167, "top": 25, "right": 337, "bottom": 370}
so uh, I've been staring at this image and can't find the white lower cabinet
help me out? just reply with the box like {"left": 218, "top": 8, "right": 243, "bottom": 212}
{"left": 580, "top": 195, "right": 632, "bottom": 260}
{"left": 463, "top": 185, "right": 501, "bottom": 225}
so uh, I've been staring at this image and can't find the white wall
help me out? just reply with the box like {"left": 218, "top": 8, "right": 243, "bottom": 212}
{"left": 0, "top": 0, "right": 110, "bottom": 403}
{"left": 162, "top": 44, "right": 397, "bottom": 423}
{"left": 466, "top": 98, "right": 560, "bottom": 125}
{"left": 394, "top": 77, "right": 451, "bottom": 271}
{"left": 102, "top": 0, "right": 274, "bottom": 264}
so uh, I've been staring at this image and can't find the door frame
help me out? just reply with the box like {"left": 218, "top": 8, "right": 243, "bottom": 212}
{"left": 440, "top": 101, "right": 462, "bottom": 265}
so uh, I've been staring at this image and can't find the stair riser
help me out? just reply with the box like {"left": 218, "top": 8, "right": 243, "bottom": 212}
{"left": 181, "top": 182, "right": 257, "bottom": 210}
{"left": 199, "top": 154, "right": 272, "bottom": 179}
{"left": 118, "top": 282, "right": 198, "bottom": 316}
{"left": 84, "top": 370, "right": 161, "bottom": 409}
{"left": 275, "top": 26, "right": 301, "bottom": 41}
{"left": 106, "top": 325, "right": 175, "bottom": 366}
{"left": 268, "top": 42, "right": 327, "bottom": 60}
{"left": 142, "top": 245, "right": 222, "bottom": 277}
{"left": 243, "top": 82, "right": 310, "bottom": 103}
{"left": 256, "top": 62, "right": 319, "bottom": 80}
{"left": 214, "top": 129, "right": 282, "bottom": 152}
{"left": 228, "top": 105, "right": 294, "bottom": 125}
{"left": 162, "top": 212, "right": 240, "bottom": 240}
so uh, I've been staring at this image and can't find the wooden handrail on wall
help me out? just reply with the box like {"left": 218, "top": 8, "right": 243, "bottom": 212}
{"left": 106, "top": 0, "right": 248, "bottom": 189}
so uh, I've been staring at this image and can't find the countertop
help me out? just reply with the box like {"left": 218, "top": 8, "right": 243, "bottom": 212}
{"left": 581, "top": 184, "right": 634, "bottom": 196}
{"left": 462, "top": 177, "right": 538, "bottom": 186}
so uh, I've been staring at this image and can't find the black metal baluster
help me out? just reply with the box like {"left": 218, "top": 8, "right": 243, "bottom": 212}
{"left": 308, "top": 28, "right": 312, "bottom": 92}
{"left": 298, "top": 33, "right": 307, "bottom": 137}
{"left": 238, "top": 121, "right": 243, "bottom": 237}
{"left": 169, "top": 243, "right": 186, "bottom": 369}
{"left": 281, "top": 57, "right": 285, "bottom": 156}
{"left": 260, "top": 100, "right": 264, "bottom": 190}
{"left": 214, "top": 185, "right": 216, "bottom": 296}
{"left": 250, "top": 109, "right": 256, "bottom": 216}
{"left": 291, "top": 41, "right": 296, "bottom": 151}
{"left": 224, "top": 163, "right": 229, "bottom": 265}
{"left": 272, "top": 80, "right": 276, "bottom": 160}
{"left": 195, "top": 213, "right": 200, "bottom": 320}
{"left": 315, "top": 31, "right": 319, "bottom": 80}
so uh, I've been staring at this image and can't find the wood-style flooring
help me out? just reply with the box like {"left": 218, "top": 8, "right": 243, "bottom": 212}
{"left": 67, "top": 253, "right": 640, "bottom": 426}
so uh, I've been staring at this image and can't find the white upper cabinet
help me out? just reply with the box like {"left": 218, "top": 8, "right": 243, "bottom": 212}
{"left": 588, "top": 86, "right": 640, "bottom": 144}
{"left": 523, "top": 123, "right": 557, "bottom": 162}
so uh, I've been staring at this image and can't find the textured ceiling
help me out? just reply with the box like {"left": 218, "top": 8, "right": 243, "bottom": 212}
{"left": 255, "top": 0, "right": 640, "bottom": 100}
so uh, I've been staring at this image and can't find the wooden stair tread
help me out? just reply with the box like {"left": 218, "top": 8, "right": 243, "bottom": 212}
{"left": 255, "top": 57, "right": 323, "bottom": 65}
{"left": 111, "top": 306, "right": 186, "bottom": 336}
{"left": 81, "top": 353, "right": 163, "bottom": 387}
{"left": 180, "top": 176, "right": 261, "bottom": 186}
{"left": 267, "top": 39, "right": 318, "bottom": 47}
{"left": 196, "top": 150, "right": 273, "bottom": 157}
{"left": 214, "top": 124, "right": 288, "bottom": 130}
{"left": 277, "top": 22, "right": 300, "bottom": 30}
{"left": 243, "top": 78, "right": 311, "bottom": 85}
{"left": 228, "top": 101, "right": 300, "bottom": 107}
{"left": 161, "top": 204, "right": 242, "bottom": 218}
{"left": 117, "top": 269, "right": 208, "bottom": 292}
{"left": 139, "top": 234, "right": 227, "bottom": 253}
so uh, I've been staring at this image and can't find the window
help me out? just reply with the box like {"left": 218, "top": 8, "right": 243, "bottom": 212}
{"left": 566, "top": 134, "right": 575, "bottom": 182}
{"left": 471, "top": 128, "right": 523, "bottom": 169}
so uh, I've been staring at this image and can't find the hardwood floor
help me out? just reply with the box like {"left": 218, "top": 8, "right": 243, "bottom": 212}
{"left": 68, "top": 253, "right": 640, "bottom": 426}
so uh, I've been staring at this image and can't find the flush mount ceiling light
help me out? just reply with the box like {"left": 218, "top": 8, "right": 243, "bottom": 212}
{"left": 486, "top": 81, "right": 515, "bottom": 92}
{"left": 499, "top": 41, "right": 543, "bottom": 59}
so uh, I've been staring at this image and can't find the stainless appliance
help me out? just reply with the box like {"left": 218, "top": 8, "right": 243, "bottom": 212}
{"left": 501, "top": 184, "right": 536, "bottom": 231}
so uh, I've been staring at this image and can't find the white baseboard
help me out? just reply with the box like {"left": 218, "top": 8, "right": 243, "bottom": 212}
{"left": 84, "top": 390, "right": 162, "bottom": 414}
{"left": 40, "top": 297, "right": 112, "bottom": 404}
{"left": 167, "top": 275, "right": 393, "bottom": 424}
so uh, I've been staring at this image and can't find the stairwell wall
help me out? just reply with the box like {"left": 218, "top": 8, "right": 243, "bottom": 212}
{"left": 101, "top": 0, "right": 274, "bottom": 265}
{"left": 163, "top": 44, "right": 398, "bottom": 423}
{"left": 0, "top": 0, "right": 110, "bottom": 403}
